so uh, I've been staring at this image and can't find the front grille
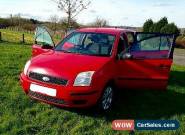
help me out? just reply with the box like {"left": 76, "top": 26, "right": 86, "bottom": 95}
{"left": 28, "top": 91, "right": 66, "bottom": 105}
{"left": 29, "top": 72, "right": 68, "bottom": 86}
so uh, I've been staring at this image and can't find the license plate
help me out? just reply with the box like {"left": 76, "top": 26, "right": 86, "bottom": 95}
{"left": 30, "top": 84, "right": 56, "bottom": 97}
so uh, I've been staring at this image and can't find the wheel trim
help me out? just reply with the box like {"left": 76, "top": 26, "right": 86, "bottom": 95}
{"left": 102, "top": 87, "right": 113, "bottom": 110}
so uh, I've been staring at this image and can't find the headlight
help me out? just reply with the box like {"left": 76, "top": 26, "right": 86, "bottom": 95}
{"left": 74, "top": 71, "right": 95, "bottom": 86}
{"left": 24, "top": 60, "right": 31, "bottom": 75}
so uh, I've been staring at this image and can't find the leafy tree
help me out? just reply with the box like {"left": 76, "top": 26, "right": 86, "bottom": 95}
{"left": 143, "top": 19, "right": 153, "bottom": 32}
{"left": 149, "top": 23, "right": 157, "bottom": 32}
{"left": 30, "top": 19, "right": 39, "bottom": 24}
{"left": 155, "top": 17, "right": 168, "bottom": 32}
{"left": 160, "top": 23, "right": 180, "bottom": 34}
{"left": 143, "top": 17, "right": 179, "bottom": 34}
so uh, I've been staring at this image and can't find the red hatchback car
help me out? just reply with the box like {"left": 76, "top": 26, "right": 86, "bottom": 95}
{"left": 20, "top": 26, "right": 177, "bottom": 111}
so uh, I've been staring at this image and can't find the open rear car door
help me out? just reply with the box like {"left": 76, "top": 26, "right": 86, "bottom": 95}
{"left": 32, "top": 26, "right": 55, "bottom": 57}
{"left": 117, "top": 32, "right": 177, "bottom": 90}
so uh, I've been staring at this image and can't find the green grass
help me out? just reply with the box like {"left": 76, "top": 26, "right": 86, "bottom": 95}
{"left": 0, "top": 42, "right": 185, "bottom": 135}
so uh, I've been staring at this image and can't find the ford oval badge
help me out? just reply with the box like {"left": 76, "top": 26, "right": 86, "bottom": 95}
{"left": 42, "top": 76, "right": 50, "bottom": 82}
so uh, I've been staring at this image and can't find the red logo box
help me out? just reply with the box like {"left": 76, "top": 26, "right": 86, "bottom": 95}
{"left": 112, "top": 120, "right": 135, "bottom": 131}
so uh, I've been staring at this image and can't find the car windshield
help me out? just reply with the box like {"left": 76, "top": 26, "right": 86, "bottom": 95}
{"left": 55, "top": 32, "right": 116, "bottom": 56}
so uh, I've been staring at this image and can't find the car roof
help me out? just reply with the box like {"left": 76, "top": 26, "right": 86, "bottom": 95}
{"left": 76, "top": 27, "right": 135, "bottom": 35}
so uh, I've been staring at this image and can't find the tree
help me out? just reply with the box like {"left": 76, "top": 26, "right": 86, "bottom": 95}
{"left": 149, "top": 23, "right": 157, "bottom": 32}
{"left": 90, "top": 17, "right": 109, "bottom": 27}
{"left": 143, "top": 19, "right": 153, "bottom": 32}
{"left": 59, "top": 17, "right": 79, "bottom": 31}
{"left": 183, "top": 29, "right": 185, "bottom": 36}
{"left": 0, "top": 18, "right": 11, "bottom": 27}
{"left": 155, "top": 17, "right": 168, "bottom": 32}
{"left": 14, "top": 14, "right": 22, "bottom": 30}
{"left": 143, "top": 17, "right": 179, "bottom": 34}
{"left": 52, "top": 0, "right": 91, "bottom": 28}
{"left": 160, "top": 23, "right": 180, "bottom": 34}
{"left": 30, "top": 18, "right": 39, "bottom": 24}
{"left": 49, "top": 15, "right": 59, "bottom": 33}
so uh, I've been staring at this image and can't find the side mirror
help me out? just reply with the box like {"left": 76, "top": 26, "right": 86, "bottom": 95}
{"left": 121, "top": 53, "right": 133, "bottom": 59}
{"left": 41, "top": 44, "right": 54, "bottom": 49}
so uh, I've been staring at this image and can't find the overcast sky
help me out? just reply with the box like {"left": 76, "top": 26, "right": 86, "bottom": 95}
{"left": 0, "top": 0, "right": 185, "bottom": 27}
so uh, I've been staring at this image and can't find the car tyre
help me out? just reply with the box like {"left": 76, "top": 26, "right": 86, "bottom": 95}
{"left": 97, "top": 85, "right": 115, "bottom": 112}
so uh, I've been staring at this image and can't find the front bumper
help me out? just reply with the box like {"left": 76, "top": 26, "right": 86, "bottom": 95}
{"left": 20, "top": 73, "right": 101, "bottom": 108}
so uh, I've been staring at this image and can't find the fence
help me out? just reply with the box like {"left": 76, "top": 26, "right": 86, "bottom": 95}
{"left": 0, "top": 29, "right": 34, "bottom": 45}
{"left": 0, "top": 28, "right": 64, "bottom": 45}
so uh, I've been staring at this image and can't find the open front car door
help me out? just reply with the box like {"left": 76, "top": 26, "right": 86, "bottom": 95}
{"left": 32, "top": 26, "right": 55, "bottom": 57}
{"left": 117, "top": 32, "right": 177, "bottom": 90}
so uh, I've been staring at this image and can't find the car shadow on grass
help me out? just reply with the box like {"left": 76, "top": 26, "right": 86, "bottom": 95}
{"left": 67, "top": 89, "right": 185, "bottom": 121}
{"left": 64, "top": 70, "right": 185, "bottom": 121}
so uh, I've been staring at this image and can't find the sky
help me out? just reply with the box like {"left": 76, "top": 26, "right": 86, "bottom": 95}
{"left": 0, "top": 0, "right": 185, "bottom": 28}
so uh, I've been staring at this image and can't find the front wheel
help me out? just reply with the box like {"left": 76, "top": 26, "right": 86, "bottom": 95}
{"left": 98, "top": 85, "right": 114, "bottom": 112}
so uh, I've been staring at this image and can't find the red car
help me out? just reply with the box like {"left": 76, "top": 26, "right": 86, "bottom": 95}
{"left": 20, "top": 26, "right": 177, "bottom": 111}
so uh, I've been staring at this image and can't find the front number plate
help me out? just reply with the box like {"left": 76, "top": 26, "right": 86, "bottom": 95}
{"left": 30, "top": 84, "right": 56, "bottom": 97}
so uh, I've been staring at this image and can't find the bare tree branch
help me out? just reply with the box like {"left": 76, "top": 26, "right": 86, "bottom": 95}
{"left": 49, "top": 15, "right": 59, "bottom": 33}
{"left": 89, "top": 17, "right": 109, "bottom": 27}
{"left": 71, "top": 1, "right": 91, "bottom": 19}
{"left": 51, "top": 0, "right": 91, "bottom": 28}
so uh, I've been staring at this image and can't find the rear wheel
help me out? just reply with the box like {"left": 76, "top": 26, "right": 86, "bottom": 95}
{"left": 98, "top": 85, "right": 114, "bottom": 112}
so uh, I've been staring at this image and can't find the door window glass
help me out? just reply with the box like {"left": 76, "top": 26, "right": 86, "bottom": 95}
{"left": 35, "top": 26, "right": 54, "bottom": 46}
{"left": 139, "top": 36, "right": 160, "bottom": 51}
{"left": 130, "top": 33, "right": 174, "bottom": 59}
{"left": 160, "top": 37, "right": 170, "bottom": 50}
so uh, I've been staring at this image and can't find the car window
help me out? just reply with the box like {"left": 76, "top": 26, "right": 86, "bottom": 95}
{"left": 126, "top": 32, "right": 134, "bottom": 44}
{"left": 117, "top": 35, "right": 128, "bottom": 55}
{"left": 35, "top": 26, "right": 54, "bottom": 46}
{"left": 130, "top": 33, "right": 174, "bottom": 59}
{"left": 139, "top": 36, "right": 160, "bottom": 51}
{"left": 67, "top": 33, "right": 84, "bottom": 45}
{"left": 55, "top": 32, "right": 116, "bottom": 56}
{"left": 160, "top": 36, "right": 170, "bottom": 50}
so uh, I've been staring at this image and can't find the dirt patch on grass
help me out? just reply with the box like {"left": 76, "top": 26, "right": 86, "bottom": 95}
{"left": 174, "top": 48, "right": 185, "bottom": 66}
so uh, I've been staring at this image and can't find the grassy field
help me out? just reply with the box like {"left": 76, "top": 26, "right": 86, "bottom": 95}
{"left": 0, "top": 29, "right": 34, "bottom": 45}
{"left": 0, "top": 42, "right": 185, "bottom": 135}
{"left": 0, "top": 29, "right": 63, "bottom": 45}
